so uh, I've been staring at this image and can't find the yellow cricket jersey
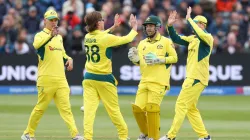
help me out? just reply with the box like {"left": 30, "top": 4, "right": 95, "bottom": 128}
{"left": 167, "top": 18, "right": 213, "bottom": 86}
{"left": 33, "top": 28, "right": 72, "bottom": 86}
{"left": 83, "top": 29, "right": 137, "bottom": 85}
{"left": 137, "top": 33, "right": 178, "bottom": 88}
{"left": 84, "top": 29, "right": 137, "bottom": 74}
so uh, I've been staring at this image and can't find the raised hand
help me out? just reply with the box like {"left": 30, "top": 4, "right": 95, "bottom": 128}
{"left": 108, "top": 14, "right": 122, "bottom": 33}
{"left": 114, "top": 14, "right": 121, "bottom": 27}
{"left": 186, "top": 6, "right": 192, "bottom": 20}
{"left": 51, "top": 26, "right": 58, "bottom": 37}
{"left": 167, "top": 10, "right": 178, "bottom": 26}
{"left": 129, "top": 14, "right": 137, "bottom": 31}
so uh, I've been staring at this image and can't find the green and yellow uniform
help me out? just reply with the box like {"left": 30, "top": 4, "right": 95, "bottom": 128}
{"left": 132, "top": 32, "right": 177, "bottom": 140}
{"left": 23, "top": 28, "right": 78, "bottom": 138}
{"left": 166, "top": 17, "right": 213, "bottom": 139}
{"left": 83, "top": 29, "right": 137, "bottom": 140}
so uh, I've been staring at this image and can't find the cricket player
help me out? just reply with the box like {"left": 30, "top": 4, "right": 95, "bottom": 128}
{"left": 128, "top": 15, "right": 178, "bottom": 140}
{"left": 21, "top": 10, "right": 82, "bottom": 140}
{"left": 83, "top": 11, "right": 138, "bottom": 140}
{"left": 159, "top": 7, "right": 213, "bottom": 140}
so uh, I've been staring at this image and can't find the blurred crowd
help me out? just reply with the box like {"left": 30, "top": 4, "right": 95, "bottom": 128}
{"left": 0, "top": 0, "right": 249, "bottom": 55}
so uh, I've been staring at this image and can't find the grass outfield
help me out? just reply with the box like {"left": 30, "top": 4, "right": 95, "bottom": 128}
{"left": 0, "top": 95, "right": 250, "bottom": 140}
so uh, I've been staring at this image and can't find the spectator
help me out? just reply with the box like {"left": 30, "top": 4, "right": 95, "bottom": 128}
{"left": 14, "top": 38, "right": 30, "bottom": 55}
{"left": 224, "top": 32, "right": 242, "bottom": 54}
{"left": 0, "top": 0, "right": 7, "bottom": 25}
{"left": 208, "top": 13, "right": 228, "bottom": 36}
{"left": 70, "top": 25, "right": 84, "bottom": 54}
{"left": 24, "top": 6, "right": 40, "bottom": 45}
{"left": 212, "top": 35, "right": 223, "bottom": 54}
{"left": 0, "top": 0, "right": 248, "bottom": 54}
{"left": 87, "top": 0, "right": 102, "bottom": 11}
{"left": 62, "top": 0, "right": 84, "bottom": 19}
{"left": 15, "top": 0, "right": 26, "bottom": 17}
{"left": 8, "top": 8, "right": 23, "bottom": 30}
{"left": 176, "top": 1, "right": 188, "bottom": 18}
{"left": 161, "top": 0, "right": 175, "bottom": 11}
{"left": 63, "top": 8, "right": 81, "bottom": 30}
{"left": 101, "top": 1, "right": 115, "bottom": 29}
{"left": 0, "top": 33, "right": 6, "bottom": 53}
{"left": 58, "top": 25, "right": 71, "bottom": 53}
{"left": 119, "top": 5, "right": 132, "bottom": 34}
{"left": 216, "top": 0, "right": 237, "bottom": 12}
{"left": 146, "top": 0, "right": 157, "bottom": 15}
{"left": 23, "top": 0, "right": 40, "bottom": 18}
{"left": 192, "top": 4, "right": 212, "bottom": 25}
{"left": 139, "top": 4, "right": 150, "bottom": 22}
{"left": 51, "top": 0, "right": 65, "bottom": 12}
{"left": 0, "top": 14, "right": 17, "bottom": 54}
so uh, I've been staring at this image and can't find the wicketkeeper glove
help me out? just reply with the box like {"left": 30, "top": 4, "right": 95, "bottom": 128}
{"left": 145, "top": 52, "right": 165, "bottom": 65}
{"left": 128, "top": 47, "right": 140, "bottom": 63}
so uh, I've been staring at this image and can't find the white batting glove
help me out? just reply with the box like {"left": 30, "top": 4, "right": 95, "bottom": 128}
{"left": 145, "top": 52, "right": 165, "bottom": 65}
{"left": 128, "top": 47, "right": 139, "bottom": 63}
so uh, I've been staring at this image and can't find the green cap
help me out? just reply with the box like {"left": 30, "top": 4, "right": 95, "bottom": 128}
{"left": 143, "top": 15, "right": 161, "bottom": 27}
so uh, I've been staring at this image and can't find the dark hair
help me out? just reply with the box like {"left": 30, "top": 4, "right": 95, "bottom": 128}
{"left": 85, "top": 11, "right": 102, "bottom": 32}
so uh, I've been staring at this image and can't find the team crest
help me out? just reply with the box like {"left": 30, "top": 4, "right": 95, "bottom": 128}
{"left": 146, "top": 17, "right": 150, "bottom": 21}
{"left": 50, "top": 11, "right": 56, "bottom": 15}
{"left": 157, "top": 44, "right": 163, "bottom": 49}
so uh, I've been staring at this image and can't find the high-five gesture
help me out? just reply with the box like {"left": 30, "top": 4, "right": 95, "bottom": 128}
{"left": 114, "top": 14, "right": 121, "bottom": 28}
{"left": 167, "top": 10, "right": 178, "bottom": 26}
{"left": 186, "top": 6, "right": 192, "bottom": 20}
{"left": 109, "top": 14, "right": 121, "bottom": 33}
{"left": 129, "top": 14, "right": 137, "bottom": 31}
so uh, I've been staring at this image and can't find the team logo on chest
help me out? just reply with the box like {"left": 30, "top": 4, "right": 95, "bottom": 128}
{"left": 157, "top": 44, "right": 163, "bottom": 49}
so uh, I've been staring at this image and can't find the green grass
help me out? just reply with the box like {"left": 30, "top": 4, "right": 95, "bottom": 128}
{"left": 0, "top": 95, "right": 250, "bottom": 140}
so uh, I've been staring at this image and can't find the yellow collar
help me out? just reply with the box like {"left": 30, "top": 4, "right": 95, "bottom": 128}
{"left": 43, "top": 28, "right": 51, "bottom": 34}
{"left": 147, "top": 32, "right": 161, "bottom": 42}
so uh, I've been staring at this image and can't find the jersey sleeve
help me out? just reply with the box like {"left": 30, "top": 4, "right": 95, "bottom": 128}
{"left": 167, "top": 25, "right": 190, "bottom": 46}
{"left": 103, "top": 29, "right": 111, "bottom": 34}
{"left": 187, "top": 18, "right": 213, "bottom": 46}
{"left": 165, "top": 40, "right": 178, "bottom": 64}
{"left": 33, "top": 33, "right": 52, "bottom": 50}
{"left": 106, "top": 29, "right": 138, "bottom": 47}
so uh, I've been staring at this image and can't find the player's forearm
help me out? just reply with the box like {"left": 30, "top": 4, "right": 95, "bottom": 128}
{"left": 187, "top": 18, "right": 207, "bottom": 41}
{"left": 107, "top": 25, "right": 115, "bottom": 33}
{"left": 123, "top": 29, "right": 138, "bottom": 43}
{"left": 114, "top": 29, "right": 138, "bottom": 46}
{"left": 167, "top": 26, "right": 189, "bottom": 46}
{"left": 165, "top": 55, "right": 178, "bottom": 64}
{"left": 63, "top": 52, "right": 72, "bottom": 60}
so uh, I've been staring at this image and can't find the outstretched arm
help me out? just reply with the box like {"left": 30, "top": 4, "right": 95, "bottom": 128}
{"left": 107, "top": 14, "right": 138, "bottom": 47}
{"left": 186, "top": 6, "right": 212, "bottom": 45}
{"left": 104, "top": 14, "right": 121, "bottom": 33}
{"left": 167, "top": 11, "right": 189, "bottom": 46}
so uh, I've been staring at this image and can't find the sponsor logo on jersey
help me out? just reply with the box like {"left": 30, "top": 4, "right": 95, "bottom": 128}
{"left": 49, "top": 46, "right": 62, "bottom": 51}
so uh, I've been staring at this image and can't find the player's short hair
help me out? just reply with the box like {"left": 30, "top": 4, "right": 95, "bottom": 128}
{"left": 85, "top": 11, "right": 102, "bottom": 32}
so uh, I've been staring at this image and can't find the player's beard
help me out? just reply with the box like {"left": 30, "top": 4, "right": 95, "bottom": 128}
{"left": 147, "top": 30, "right": 156, "bottom": 38}
{"left": 144, "top": 27, "right": 157, "bottom": 39}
